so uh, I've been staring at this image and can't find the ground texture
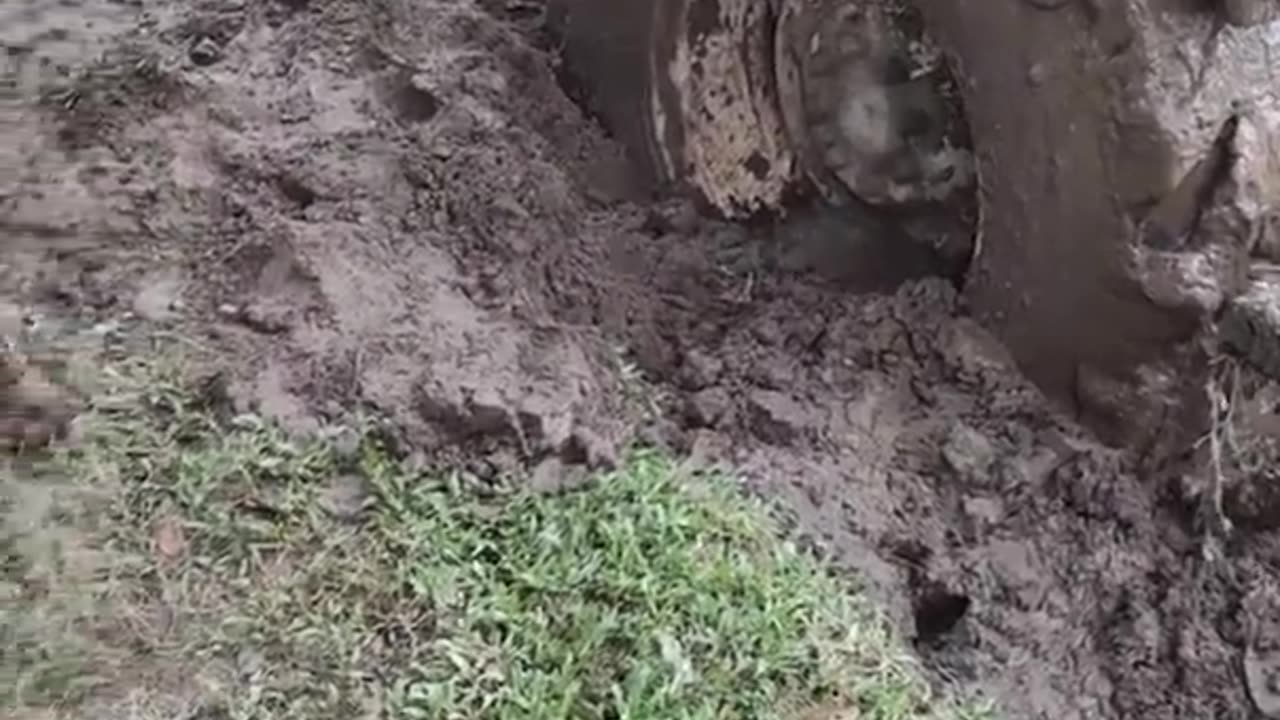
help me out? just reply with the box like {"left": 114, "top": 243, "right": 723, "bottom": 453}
{"left": 4, "top": 0, "right": 1280, "bottom": 718}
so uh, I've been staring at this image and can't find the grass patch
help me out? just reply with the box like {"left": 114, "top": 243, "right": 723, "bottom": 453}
{"left": 1, "top": 355, "right": 990, "bottom": 719}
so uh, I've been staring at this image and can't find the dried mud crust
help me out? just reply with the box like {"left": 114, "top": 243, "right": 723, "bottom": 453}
{"left": 8, "top": 0, "right": 1280, "bottom": 718}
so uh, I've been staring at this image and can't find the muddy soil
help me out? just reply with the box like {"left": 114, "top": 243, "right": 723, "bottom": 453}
{"left": 4, "top": 0, "right": 1280, "bottom": 718}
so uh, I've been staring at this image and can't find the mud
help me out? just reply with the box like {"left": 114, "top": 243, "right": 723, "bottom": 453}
{"left": 4, "top": 0, "right": 1280, "bottom": 718}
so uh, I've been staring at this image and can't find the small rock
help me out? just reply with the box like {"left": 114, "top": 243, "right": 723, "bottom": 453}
{"left": 189, "top": 37, "right": 222, "bottom": 66}
{"left": 217, "top": 303, "right": 241, "bottom": 318}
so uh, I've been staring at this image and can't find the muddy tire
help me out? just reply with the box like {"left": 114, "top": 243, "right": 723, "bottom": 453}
{"left": 919, "top": 1, "right": 1280, "bottom": 457}
{"left": 548, "top": 0, "right": 973, "bottom": 215}
{"left": 548, "top": 0, "right": 1280, "bottom": 459}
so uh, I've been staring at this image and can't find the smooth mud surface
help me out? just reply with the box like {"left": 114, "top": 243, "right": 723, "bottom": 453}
{"left": 3, "top": 0, "right": 1280, "bottom": 718}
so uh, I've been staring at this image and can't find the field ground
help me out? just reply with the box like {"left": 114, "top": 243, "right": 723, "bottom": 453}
{"left": 2, "top": 0, "right": 1279, "bottom": 718}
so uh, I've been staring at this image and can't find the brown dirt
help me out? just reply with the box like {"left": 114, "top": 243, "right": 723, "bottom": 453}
{"left": 5, "top": 0, "right": 1280, "bottom": 718}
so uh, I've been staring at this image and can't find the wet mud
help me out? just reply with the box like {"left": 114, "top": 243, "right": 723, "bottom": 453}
{"left": 4, "top": 0, "right": 1280, "bottom": 718}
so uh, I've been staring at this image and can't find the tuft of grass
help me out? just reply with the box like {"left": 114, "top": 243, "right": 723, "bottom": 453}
{"left": 0, "top": 354, "right": 992, "bottom": 720}
{"left": 377, "top": 453, "right": 963, "bottom": 719}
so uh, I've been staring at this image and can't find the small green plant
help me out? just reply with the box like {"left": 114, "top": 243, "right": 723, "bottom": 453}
{"left": 379, "top": 450, "right": 975, "bottom": 719}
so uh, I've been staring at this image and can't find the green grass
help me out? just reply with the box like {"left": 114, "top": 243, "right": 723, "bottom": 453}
{"left": 0, "top": 355, "right": 991, "bottom": 720}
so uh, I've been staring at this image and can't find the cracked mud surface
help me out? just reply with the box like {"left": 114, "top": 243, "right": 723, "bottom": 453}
{"left": 4, "top": 0, "right": 1280, "bottom": 718}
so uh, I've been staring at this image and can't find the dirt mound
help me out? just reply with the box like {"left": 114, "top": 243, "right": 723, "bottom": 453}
{"left": 6, "top": 0, "right": 1280, "bottom": 717}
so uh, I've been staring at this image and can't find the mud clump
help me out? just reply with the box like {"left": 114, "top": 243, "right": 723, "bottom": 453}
{"left": 4, "top": 0, "right": 1280, "bottom": 718}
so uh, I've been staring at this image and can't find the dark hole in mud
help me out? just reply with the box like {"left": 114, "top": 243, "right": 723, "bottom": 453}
{"left": 275, "top": 175, "right": 316, "bottom": 209}
{"left": 743, "top": 151, "right": 771, "bottom": 181}
{"left": 378, "top": 71, "right": 441, "bottom": 124}
{"left": 912, "top": 583, "right": 971, "bottom": 642}
{"left": 188, "top": 37, "right": 221, "bottom": 67}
